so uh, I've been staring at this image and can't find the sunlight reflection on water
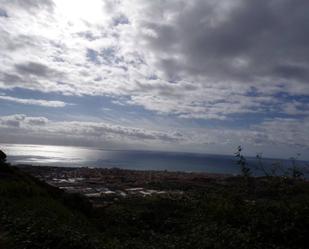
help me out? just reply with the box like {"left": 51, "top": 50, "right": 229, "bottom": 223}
{"left": 1, "top": 143, "right": 100, "bottom": 166}
{"left": 0, "top": 143, "right": 240, "bottom": 173}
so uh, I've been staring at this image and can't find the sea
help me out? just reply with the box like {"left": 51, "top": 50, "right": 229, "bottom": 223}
{"left": 0, "top": 143, "right": 307, "bottom": 176}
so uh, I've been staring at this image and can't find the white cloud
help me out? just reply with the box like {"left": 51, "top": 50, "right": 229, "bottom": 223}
{"left": 0, "top": 95, "right": 69, "bottom": 107}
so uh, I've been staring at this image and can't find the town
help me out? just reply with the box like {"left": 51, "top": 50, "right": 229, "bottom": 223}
{"left": 17, "top": 165, "right": 229, "bottom": 207}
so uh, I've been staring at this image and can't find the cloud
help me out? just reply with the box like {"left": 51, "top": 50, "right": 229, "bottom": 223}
{"left": 1, "top": 0, "right": 54, "bottom": 11}
{"left": 0, "top": 114, "right": 184, "bottom": 145}
{"left": 26, "top": 116, "right": 49, "bottom": 126}
{"left": 0, "top": 8, "right": 8, "bottom": 17}
{"left": 0, "top": 114, "right": 308, "bottom": 159}
{"left": 0, "top": 0, "right": 308, "bottom": 161}
{"left": 281, "top": 101, "right": 309, "bottom": 116}
{"left": 125, "top": 89, "right": 280, "bottom": 120}
{"left": 14, "top": 62, "right": 60, "bottom": 77}
{"left": 0, "top": 0, "right": 307, "bottom": 121}
{"left": 252, "top": 118, "right": 309, "bottom": 148}
{"left": 0, "top": 114, "right": 48, "bottom": 128}
{"left": 135, "top": 0, "right": 309, "bottom": 86}
{"left": 0, "top": 95, "right": 69, "bottom": 107}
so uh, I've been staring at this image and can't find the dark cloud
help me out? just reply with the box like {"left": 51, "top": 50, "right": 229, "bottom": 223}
{"left": 140, "top": 0, "right": 309, "bottom": 85}
{"left": 0, "top": 72, "right": 23, "bottom": 85}
{"left": 0, "top": 70, "right": 49, "bottom": 91}
{"left": 15, "top": 62, "right": 60, "bottom": 77}
{"left": 273, "top": 64, "right": 309, "bottom": 80}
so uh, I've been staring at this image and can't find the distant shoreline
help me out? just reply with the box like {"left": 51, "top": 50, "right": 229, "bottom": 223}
{"left": 15, "top": 164, "right": 234, "bottom": 179}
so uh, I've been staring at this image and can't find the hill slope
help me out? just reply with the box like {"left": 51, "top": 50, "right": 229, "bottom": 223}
{"left": 1, "top": 161, "right": 309, "bottom": 249}
{"left": 0, "top": 163, "right": 102, "bottom": 249}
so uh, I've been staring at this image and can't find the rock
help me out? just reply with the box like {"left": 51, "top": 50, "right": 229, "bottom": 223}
{"left": 0, "top": 150, "right": 7, "bottom": 163}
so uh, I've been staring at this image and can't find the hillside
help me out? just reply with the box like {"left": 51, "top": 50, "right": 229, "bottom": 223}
{"left": 0, "top": 163, "right": 101, "bottom": 249}
{"left": 1, "top": 160, "right": 309, "bottom": 249}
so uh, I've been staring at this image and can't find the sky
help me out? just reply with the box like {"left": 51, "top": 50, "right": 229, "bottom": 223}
{"left": 0, "top": 0, "right": 308, "bottom": 159}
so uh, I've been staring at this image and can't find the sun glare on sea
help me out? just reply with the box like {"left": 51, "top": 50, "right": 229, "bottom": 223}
{"left": 54, "top": 0, "right": 104, "bottom": 24}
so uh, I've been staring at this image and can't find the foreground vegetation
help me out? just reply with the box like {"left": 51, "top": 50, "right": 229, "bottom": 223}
{"left": 1, "top": 153, "right": 309, "bottom": 248}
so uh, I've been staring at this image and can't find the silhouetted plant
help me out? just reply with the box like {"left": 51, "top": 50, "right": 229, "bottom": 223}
{"left": 256, "top": 153, "right": 269, "bottom": 176}
{"left": 235, "top": 146, "right": 251, "bottom": 177}
{"left": 255, "top": 153, "right": 284, "bottom": 177}
{"left": 288, "top": 154, "right": 304, "bottom": 179}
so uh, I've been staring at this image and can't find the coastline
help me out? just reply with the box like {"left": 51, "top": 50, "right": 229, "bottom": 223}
{"left": 16, "top": 164, "right": 233, "bottom": 207}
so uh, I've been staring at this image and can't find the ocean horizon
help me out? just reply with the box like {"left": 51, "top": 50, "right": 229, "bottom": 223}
{"left": 1, "top": 143, "right": 306, "bottom": 176}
